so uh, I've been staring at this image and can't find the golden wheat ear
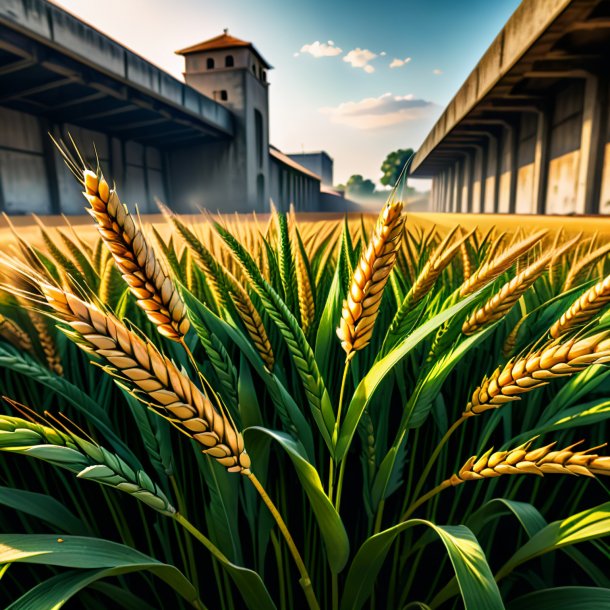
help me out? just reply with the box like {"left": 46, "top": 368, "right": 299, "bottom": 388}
{"left": 337, "top": 200, "right": 405, "bottom": 358}
{"left": 450, "top": 439, "right": 610, "bottom": 485}
{"left": 464, "top": 331, "right": 610, "bottom": 416}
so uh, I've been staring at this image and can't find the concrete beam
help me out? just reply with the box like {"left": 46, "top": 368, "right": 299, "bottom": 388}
{"left": 533, "top": 106, "right": 552, "bottom": 214}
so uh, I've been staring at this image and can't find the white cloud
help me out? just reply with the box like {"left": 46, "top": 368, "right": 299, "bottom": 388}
{"left": 380, "top": 51, "right": 387, "bottom": 56}
{"left": 343, "top": 48, "right": 377, "bottom": 73}
{"left": 389, "top": 57, "right": 412, "bottom": 69}
{"left": 299, "top": 41, "right": 342, "bottom": 58}
{"left": 320, "top": 92, "right": 436, "bottom": 129}
{"left": 433, "top": 68, "right": 443, "bottom": 75}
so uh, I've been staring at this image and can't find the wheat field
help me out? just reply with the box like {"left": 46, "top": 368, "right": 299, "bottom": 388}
{"left": 2, "top": 147, "right": 610, "bottom": 609}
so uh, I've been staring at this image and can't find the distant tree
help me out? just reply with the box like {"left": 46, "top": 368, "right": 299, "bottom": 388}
{"left": 380, "top": 148, "right": 414, "bottom": 187}
{"left": 346, "top": 174, "right": 376, "bottom": 196}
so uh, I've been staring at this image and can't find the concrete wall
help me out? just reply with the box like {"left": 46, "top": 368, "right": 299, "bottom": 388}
{"left": 268, "top": 156, "right": 319, "bottom": 212}
{"left": 0, "top": 106, "right": 167, "bottom": 215}
{"left": 287, "top": 152, "right": 333, "bottom": 185}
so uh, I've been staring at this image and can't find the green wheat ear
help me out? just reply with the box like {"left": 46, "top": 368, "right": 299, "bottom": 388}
{"left": 0, "top": 411, "right": 175, "bottom": 516}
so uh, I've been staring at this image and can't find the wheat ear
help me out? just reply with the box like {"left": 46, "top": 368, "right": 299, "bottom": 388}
{"left": 463, "top": 237, "right": 578, "bottom": 336}
{"left": 0, "top": 412, "right": 175, "bottom": 515}
{"left": 464, "top": 332, "right": 610, "bottom": 416}
{"left": 337, "top": 200, "right": 405, "bottom": 357}
{"left": 0, "top": 314, "right": 33, "bottom": 353}
{"left": 26, "top": 309, "right": 63, "bottom": 376}
{"left": 29, "top": 279, "right": 250, "bottom": 474}
{"left": 450, "top": 439, "right": 610, "bottom": 485}
{"left": 459, "top": 230, "right": 472, "bottom": 281}
{"left": 224, "top": 269, "right": 275, "bottom": 372}
{"left": 81, "top": 170, "right": 189, "bottom": 342}
{"left": 459, "top": 230, "right": 547, "bottom": 297}
{"left": 409, "top": 226, "right": 472, "bottom": 305}
{"left": 550, "top": 274, "right": 610, "bottom": 339}
{"left": 563, "top": 241, "right": 610, "bottom": 291}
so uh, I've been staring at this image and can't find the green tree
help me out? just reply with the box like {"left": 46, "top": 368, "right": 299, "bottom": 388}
{"left": 380, "top": 148, "right": 414, "bottom": 187}
{"left": 346, "top": 174, "right": 376, "bottom": 196}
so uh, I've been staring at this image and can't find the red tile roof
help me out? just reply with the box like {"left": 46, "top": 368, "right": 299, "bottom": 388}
{"left": 176, "top": 31, "right": 272, "bottom": 68}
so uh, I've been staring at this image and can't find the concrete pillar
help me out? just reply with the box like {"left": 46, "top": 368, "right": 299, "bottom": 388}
{"left": 533, "top": 105, "right": 551, "bottom": 214}
{"left": 454, "top": 160, "right": 462, "bottom": 212}
{"left": 479, "top": 142, "right": 487, "bottom": 213}
{"left": 508, "top": 121, "right": 520, "bottom": 214}
{"left": 464, "top": 153, "right": 474, "bottom": 213}
{"left": 575, "top": 75, "right": 607, "bottom": 214}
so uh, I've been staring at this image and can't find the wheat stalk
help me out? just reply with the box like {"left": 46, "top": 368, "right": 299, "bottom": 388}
{"left": 337, "top": 200, "right": 405, "bottom": 357}
{"left": 449, "top": 439, "right": 610, "bottom": 485}
{"left": 79, "top": 169, "right": 189, "bottom": 342}
{"left": 464, "top": 332, "right": 610, "bottom": 416}
{"left": 459, "top": 230, "right": 546, "bottom": 297}
{"left": 550, "top": 274, "right": 610, "bottom": 339}
{"left": 16, "top": 273, "right": 250, "bottom": 474}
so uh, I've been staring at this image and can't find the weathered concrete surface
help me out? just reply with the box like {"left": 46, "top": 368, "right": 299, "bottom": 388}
{"left": 412, "top": 0, "right": 610, "bottom": 217}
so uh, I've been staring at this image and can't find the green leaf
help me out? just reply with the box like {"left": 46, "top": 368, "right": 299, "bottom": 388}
{"left": 0, "top": 534, "right": 198, "bottom": 604}
{"left": 244, "top": 427, "right": 350, "bottom": 573}
{"left": 197, "top": 296, "right": 315, "bottom": 460}
{"left": 496, "top": 502, "right": 610, "bottom": 581}
{"left": 6, "top": 568, "right": 158, "bottom": 610}
{"left": 506, "top": 587, "right": 610, "bottom": 610}
{"left": 336, "top": 290, "right": 482, "bottom": 461}
{"left": 340, "top": 519, "right": 503, "bottom": 610}
{"left": 216, "top": 223, "right": 335, "bottom": 454}
{"left": 0, "top": 486, "right": 87, "bottom": 535}
{"left": 0, "top": 346, "right": 139, "bottom": 471}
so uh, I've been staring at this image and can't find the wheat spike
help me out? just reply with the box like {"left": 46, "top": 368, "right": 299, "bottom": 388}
{"left": 449, "top": 439, "right": 610, "bottom": 486}
{"left": 26, "top": 309, "right": 63, "bottom": 376}
{"left": 563, "top": 241, "right": 610, "bottom": 291}
{"left": 337, "top": 200, "right": 405, "bottom": 357}
{"left": 0, "top": 314, "right": 33, "bottom": 353}
{"left": 463, "top": 237, "right": 578, "bottom": 336}
{"left": 0, "top": 413, "right": 175, "bottom": 515}
{"left": 30, "top": 279, "right": 250, "bottom": 474}
{"left": 81, "top": 170, "right": 189, "bottom": 342}
{"left": 459, "top": 230, "right": 546, "bottom": 297}
{"left": 502, "top": 315, "right": 526, "bottom": 358}
{"left": 550, "top": 274, "right": 610, "bottom": 339}
{"left": 410, "top": 227, "right": 473, "bottom": 306}
{"left": 225, "top": 270, "right": 275, "bottom": 372}
{"left": 464, "top": 332, "right": 610, "bottom": 416}
{"left": 459, "top": 230, "right": 472, "bottom": 281}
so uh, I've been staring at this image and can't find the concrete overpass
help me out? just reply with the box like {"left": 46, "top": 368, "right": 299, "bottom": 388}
{"left": 411, "top": 0, "right": 610, "bottom": 215}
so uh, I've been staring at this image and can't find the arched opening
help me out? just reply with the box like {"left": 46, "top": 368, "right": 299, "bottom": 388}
{"left": 225, "top": 55, "right": 234, "bottom": 68}
{"left": 257, "top": 174, "right": 265, "bottom": 209}
{"left": 206, "top": 58, "right": 215, "bottom": 69}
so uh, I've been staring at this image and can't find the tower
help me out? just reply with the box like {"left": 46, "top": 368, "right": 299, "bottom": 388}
{"left": 176, "top": 30, "right": 272, "bottom": 211}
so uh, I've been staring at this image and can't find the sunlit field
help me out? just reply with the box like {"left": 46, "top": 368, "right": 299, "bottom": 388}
{"left": 3, "top": 151, "right": 610, "bottom": 609}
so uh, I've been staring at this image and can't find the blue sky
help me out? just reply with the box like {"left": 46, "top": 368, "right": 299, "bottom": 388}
{"left": 55, "top": 0, "right": 521, "bottom": 188}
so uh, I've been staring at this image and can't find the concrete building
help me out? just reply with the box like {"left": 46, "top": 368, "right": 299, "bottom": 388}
{"left": 411, "top": 0, "right": 610, "bottom": 215}
{"left": 287, "top": 151, "right": 334, "bottom": 186}
{"left": 0, "top": 0, "right": 332, "bottom": 214}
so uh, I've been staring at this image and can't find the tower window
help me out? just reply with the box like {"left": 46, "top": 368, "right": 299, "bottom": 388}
{"left": 225, "top": 55, "right": 234, "bottom": 68}
{"left": 254, "top": 109, "right": 264, "bottom": 168}
{"left": 214, "top": 90, "right": 228, "bottom": 102}
{"left": 221, "top": 90, "right": 228, "bottom": 101}
{"left": 207, "top": 58, "right": 215, "bottom": 69}
{"left": 251, "top": 64, "right": 256, "bottom": 73}
{"left": 261, "top": 70, "right": 267, "bottom": 82}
